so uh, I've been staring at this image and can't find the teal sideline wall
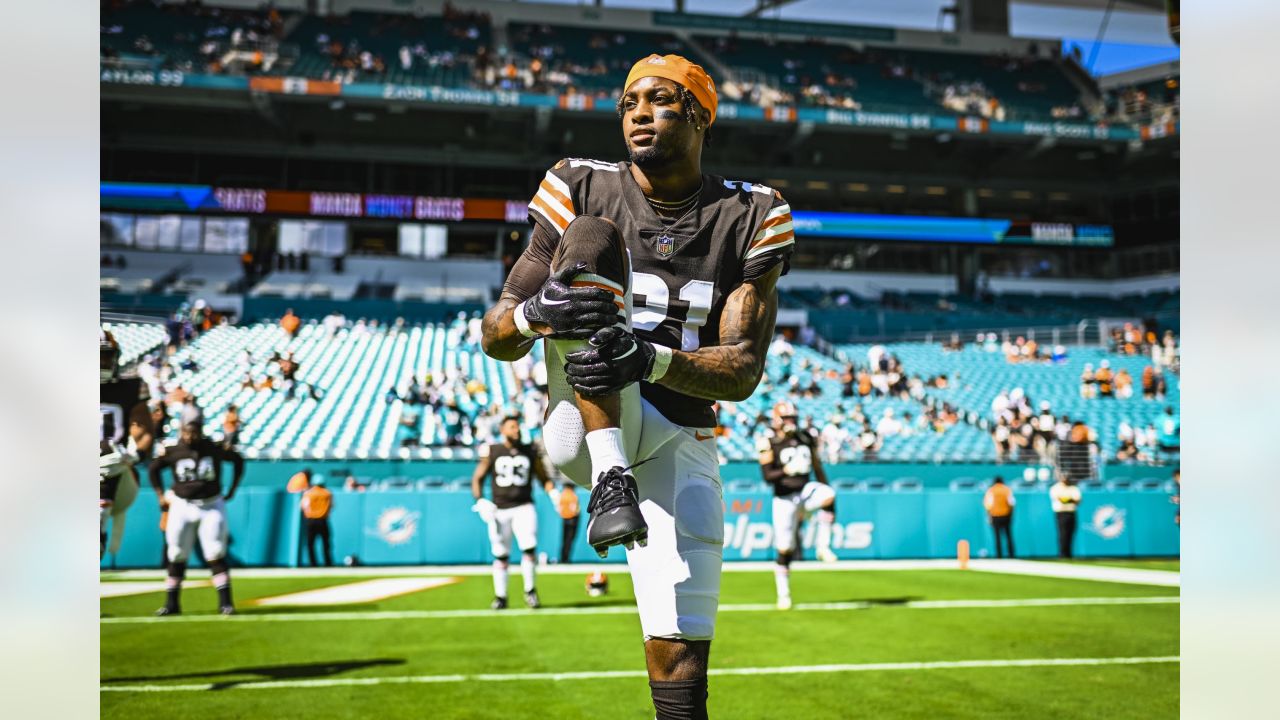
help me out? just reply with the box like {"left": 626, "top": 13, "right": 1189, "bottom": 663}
{"left": 209, "top": 460, "right": 1174, "bottom": 489}
{"left": 102, "top": 482, "right": 1179, "bottom": 569}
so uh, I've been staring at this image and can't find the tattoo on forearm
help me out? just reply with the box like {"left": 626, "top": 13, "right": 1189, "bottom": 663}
{"left": 659, "top": 265, "right": 780, "bottom": 402}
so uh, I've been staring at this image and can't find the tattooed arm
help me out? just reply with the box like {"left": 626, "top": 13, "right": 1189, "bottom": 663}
{"left": 657, "top": 263, "right": 782, "bottom": 403}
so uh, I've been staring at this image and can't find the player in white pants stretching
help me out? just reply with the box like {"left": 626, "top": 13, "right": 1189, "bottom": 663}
{"left": 758, "top": 402, "right": 838, "bottom": 610}
{"left": 481, "top": 53, "right": 794, "bottom": 719}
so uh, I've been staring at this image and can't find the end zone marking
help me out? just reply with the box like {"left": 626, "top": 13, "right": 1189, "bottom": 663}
{"left": 100, "top": 581, "right": 208, "bottom": 598}
{"left": 251, "top": 577, "right": 461, "bottom": 607}
{"left": 100, "top": 655, "right": 1180, "bottom": 692}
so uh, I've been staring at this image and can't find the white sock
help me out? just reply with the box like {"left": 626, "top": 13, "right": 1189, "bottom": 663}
{"left": 816, "top": 510, "right": 834, "bottom": 556}
{"left": 585, "top": 428, "right": 628, "bottom": 484}
{"left": 492, "top": 560, "right": 508, "bottom": 598}
{"left": 520, "top": 554, "right": 537, "bottom": 593}
{"left": 774, "top": 564, "right": 791, "bottom": 600}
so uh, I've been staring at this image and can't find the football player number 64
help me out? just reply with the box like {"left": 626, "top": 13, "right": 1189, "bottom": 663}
{"left": 631, "top": 273, "right": 714, "bottom": 352}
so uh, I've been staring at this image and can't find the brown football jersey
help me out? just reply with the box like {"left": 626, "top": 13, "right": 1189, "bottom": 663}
{"left": 483, "top": 441, "right": 542, "bottom": 509}
{"left": 506, "top": 158, "right": 795, "bottom": 427}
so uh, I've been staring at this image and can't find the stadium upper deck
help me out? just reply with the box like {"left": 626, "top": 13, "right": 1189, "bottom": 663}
{"left": 101, "top": 0, "right": 1131, "bottom": 127}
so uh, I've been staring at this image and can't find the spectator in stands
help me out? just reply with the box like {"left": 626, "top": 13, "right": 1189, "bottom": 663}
{"left": 396, "top": 411, "right": 422, "bottom": 448}
{"left": 1051, "top": 345, "right": 1068, "bottom": 363}
{"left": 558, "top": 480, "right": 581, "bottom": 564}
{"left": 221, "top": 404, "right": 240, "bottom": 450}
{"left": 301, "top": 475, "right": 334, "bottom": 567}
{"left": 322, "top": 311, "right": 346, "bottom": 338}
{"left": 1115, "top": 368, "right": 1134, "bottom": 399}
{"left": 1049, "top": 477, "right": 1082, "bottom": 558}
{"left": 1157, "top": 406, "right": 1180, "bottom": 457}
{"left": 857, "top": 422, "right": 881, "bottom": 460}
{"left": 1079, "top": 363, "right": 1097, "bottom": 399}
{"left": 983, "top": 476, "right": 1015, "bottom": 558}
{"left": 992, "top": 418, "right": 1012, "bottom": 461}
{"left": 1142, "top": 365, "right": 1157, "bottom": 399}
{"left": 875, "top": 408, "right": 903, "bottom": 438}
{"left": 280, "top": 308, "right": 301, "bottom": 338}
{"left": 820, "top": 415, "right": 849, "bottom": 465}
{"left": 1115, "top": 422, "right": 1141, "bottom": 462}
{"left": 1095, "top": 360, "right": 1115, "bottom": 398}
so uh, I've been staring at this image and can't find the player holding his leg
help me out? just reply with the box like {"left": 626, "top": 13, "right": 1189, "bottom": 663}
{"left": 759, "top": 402, "right": 838, "bottom": 611}
{"left": 481, "top": 53, "right": 792, "bottom": 720}
{"left": 149, "top": 422, "right": 245, "bottom": 616}
{"left": 471, "top": 415, "right": 558, "bottom": 610}
{"left": 100, "top": 329, "right": 154, "bottom": 559}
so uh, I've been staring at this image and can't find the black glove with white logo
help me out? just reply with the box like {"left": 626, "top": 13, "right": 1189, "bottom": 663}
{"left": 564, "top": 326, "right": 657, "bottom": 398}
{"left": 516, "top": 263, "right": 619, "bottom": 340}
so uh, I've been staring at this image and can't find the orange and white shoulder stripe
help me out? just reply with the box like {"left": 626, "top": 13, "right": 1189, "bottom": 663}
{"left": 746, "top": 202, "right": 794, "bottom": 259}
{"left": 570, "top": 272, "right": 626, "bottom": 313}
{"left": 529, "top": 170, "right": 576, "bottom": 236}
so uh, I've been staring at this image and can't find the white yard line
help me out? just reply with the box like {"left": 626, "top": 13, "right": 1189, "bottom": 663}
{"left": 99, "top": 581, "right": 208, "bottom": 598}
{"left": 251, "top": 577, "right": 460, "bottom": 607}
{"left": 102, "top": 558, "right": 1179, "bottom": 587}
{"left": 100, "top": 594, "right": 1178, "bottom": 625}
{"left": 100, "top": 655, "right": 1180, "bottom": 693}
{"left": 968, "top": 559, "right": 1180, "bottom": 587}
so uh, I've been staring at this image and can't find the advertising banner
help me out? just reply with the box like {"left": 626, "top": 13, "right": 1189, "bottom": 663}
{"left": 102, "top": 487, "right": 1178, "bottom": 569}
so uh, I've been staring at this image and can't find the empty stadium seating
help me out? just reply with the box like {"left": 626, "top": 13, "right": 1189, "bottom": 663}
{"left": 161, "top": 320, "right": 527, "bottom": 460}
{"left": 836, "top": 341, "right": 1180, "bottom": 459}
{"left": 103, "top": 321, "right": 167, "bottom": 367}
{"left": 109, "top": 316, "right": 1179, "bottom": 467}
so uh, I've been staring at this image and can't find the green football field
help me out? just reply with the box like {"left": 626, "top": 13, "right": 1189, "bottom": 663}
{"left": 101, "top": 563, "right": 1178, "bottom": 719}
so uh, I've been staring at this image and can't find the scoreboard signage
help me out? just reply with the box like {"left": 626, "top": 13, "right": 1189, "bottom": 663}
{"left": 101, "top": 183, "right": 1112, "bottom": 245}
{"left": 101, "top": 183, "right": 514, "bottom": 222}
{"left": 790, "top": 211, "right": 1114, "bottom": 247}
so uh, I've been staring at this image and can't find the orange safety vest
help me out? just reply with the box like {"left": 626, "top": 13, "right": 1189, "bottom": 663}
{"left": 302, "top": 486, "right": 333, "bottom": 519}
{"left": 984, "top": 484, "right": 1013, "bottom": 517}
{"left": 559, "top": 488, "right": 580, "bottom": 519}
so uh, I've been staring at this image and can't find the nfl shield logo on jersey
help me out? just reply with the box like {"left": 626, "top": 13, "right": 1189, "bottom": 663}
{"left": 655, "top": 234, "right": 675, "bottom": 258}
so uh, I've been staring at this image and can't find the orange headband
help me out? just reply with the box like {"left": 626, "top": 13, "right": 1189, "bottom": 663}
{"left": 624, "top": 54, "right": 718, "bottom": 126}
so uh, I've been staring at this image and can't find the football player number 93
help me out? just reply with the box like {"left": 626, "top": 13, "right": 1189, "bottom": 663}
{"left": 494, "top": 455, "right": 531, "bottom": 487}
{"left": 631, "top": 272, "right": 714, "bottom": 352}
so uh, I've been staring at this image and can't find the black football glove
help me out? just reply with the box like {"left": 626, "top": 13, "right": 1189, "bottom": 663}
{"left": 564, "top": 326, "right": 656, "bottom": 398}
{"left": 519, "top": 263, "right": 620, "bottom": 339}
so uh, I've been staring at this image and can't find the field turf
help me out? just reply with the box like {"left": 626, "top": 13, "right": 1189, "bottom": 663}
{"left": 101, "top": 565, "right": 1178, "bottom": 719}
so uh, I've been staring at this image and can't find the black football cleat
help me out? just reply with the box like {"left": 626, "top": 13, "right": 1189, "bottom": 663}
{"left": 154, "top": 605, "right": 180, "bottom": 617}
{"left": 586, "top": 464, "right": 649, "bottom": 559}
{"left": 491, "top": 596, "right": 508, "bottom": 611}
{"left": 524, "top": 589, "right": 541, "bottom": 609}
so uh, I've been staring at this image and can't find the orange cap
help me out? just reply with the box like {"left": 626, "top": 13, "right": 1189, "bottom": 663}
{"left": 624, "top": 54, "right": 718, "bottom": 126}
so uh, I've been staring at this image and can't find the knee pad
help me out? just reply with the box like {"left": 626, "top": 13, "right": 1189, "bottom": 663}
{"left": 167, "top": 560, "right": 188, "bottom": 579}
{"left": 776, "top": 551, "right": 793, "bottom": 567}
{"left": 522, "top": 549, "right": 537, "bottom": 559}
{"left": 207, "top": 558, "right": 229, "bottom": 576}
{"left": 674, "top": 474, "right": 724, "bottom": 547}
{"left": 493, "top": 555, "right": 509, "bottom": 565}
{"left": 650, "top": 678, "right": 709, "bottom": 720}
